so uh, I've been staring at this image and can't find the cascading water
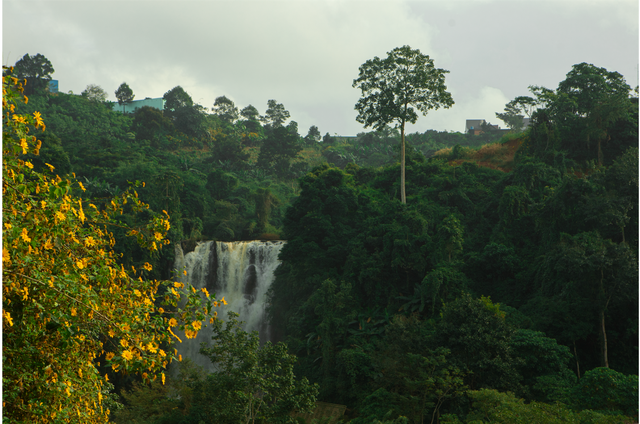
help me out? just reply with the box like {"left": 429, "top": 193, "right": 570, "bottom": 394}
{"left": 172, "top": 240, "right": 285, "bottom": 371}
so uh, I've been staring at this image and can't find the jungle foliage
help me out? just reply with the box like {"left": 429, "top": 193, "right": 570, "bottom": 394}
{"left": 268, "top": 62, "right": 638, "bottom": 423}
{"left": 112, "top": 312, "right": 318, "bottom": 424}
{"left": 11, "top": 59, "right": 503, "bottom": 282}
{"left": 6, "top": 53, "right": 638, "bottom": 424}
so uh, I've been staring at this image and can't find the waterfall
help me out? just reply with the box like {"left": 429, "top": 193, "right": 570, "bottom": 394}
{"left": 172, "top": 240, "right": 285, "bottom": 371}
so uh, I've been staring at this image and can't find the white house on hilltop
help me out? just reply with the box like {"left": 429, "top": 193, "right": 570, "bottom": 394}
{"left": 465, "top": 119, "right": 487, "bottom": 134}
{"left": 112, "top": 97, "right": 165, "bottom": 114}
{"left": 466, "top": 118, "right": 531, "bottom": 134}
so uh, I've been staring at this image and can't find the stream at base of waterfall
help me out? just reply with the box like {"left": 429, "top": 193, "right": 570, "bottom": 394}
{"left": 172, "top": 240, "right": 285, "bottom": 372}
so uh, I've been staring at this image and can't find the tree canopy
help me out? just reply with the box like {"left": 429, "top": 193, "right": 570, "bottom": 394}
{"left": 353, "top": 45, "right": 454, "bottom": 203}
{"left": 261, "top": 99, "right": 290, "bottom": 128}
{"left": 163, "top": 85, "right": 205, "bottom": 137}
{"left": 213, "top": 95, "right": 239, "bottom": 123}
{"left": 82, "top": 84, "right": 108, "bottom": 102}
{"left": 13, "top": 53, "right": 55, "bottom": 95}
{"left": 495, "top": 96, "right": 537, "bottom": 132}
{"left": 114, "top": 82, "right": 134, "bottom": 106}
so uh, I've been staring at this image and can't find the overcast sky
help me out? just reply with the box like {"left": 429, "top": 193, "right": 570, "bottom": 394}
{"left": 3, "top": 0, "right": 638, "bottom": 136}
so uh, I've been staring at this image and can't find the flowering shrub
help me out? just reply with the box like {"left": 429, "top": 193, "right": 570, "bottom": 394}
{"left": 2, "top": 68, "right": 218, "bottom": 423}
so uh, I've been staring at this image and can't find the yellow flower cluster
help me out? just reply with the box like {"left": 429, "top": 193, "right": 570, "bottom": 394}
{"left": 2, "top": 70, "right": 221, "bottom": 423}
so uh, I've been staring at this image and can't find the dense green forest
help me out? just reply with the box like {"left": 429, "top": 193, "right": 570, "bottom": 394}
{"left": 6, "top": 54, "right": 638, "bottom": 423}
{"left": 12, "top": 60, "right": 509, "bottom": 278}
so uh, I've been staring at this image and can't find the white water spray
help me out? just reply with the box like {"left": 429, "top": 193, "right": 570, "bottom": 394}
{"left": 172, "top": 240, "right": 285, "bottom": 371}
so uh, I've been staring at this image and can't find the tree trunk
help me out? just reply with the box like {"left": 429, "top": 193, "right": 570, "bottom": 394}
{"left": 601, "top": 309, "right": 609, "bottom": 368}
{"left": 597, "top": 136, "right": 603, "bottom": 167}
{"left": 573, "top": 340, "right": 581, "bottom": 379}
{"left": 599, "top": 269, "right": 610, "bottom": 368}
{"left": 400, "top": 122, "right": 406, "bottom": 204}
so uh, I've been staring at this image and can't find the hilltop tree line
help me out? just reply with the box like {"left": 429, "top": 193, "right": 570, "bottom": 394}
{"left": 9, "top": 53, "right": 505, "bottom": 258}
{"left": 4, "top": 51, "right": 638, "bottom": 423}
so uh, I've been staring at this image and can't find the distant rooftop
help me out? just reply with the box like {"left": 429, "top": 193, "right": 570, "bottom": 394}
{"left": 111, "top": 97, "right": 165, "bottom": 113}
{"left": 465, "top": 119, "right": 486, "bottom": 132}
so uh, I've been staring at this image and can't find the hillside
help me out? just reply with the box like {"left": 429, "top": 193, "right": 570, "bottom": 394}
{"left": 434, "top": 135, "right": 523, "bottom": 172}
{"left": 6, "top": 61, "right": 638, "bottom": 424}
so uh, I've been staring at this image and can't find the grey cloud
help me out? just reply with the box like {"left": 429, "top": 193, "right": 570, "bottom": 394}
{"left": 3, "top": 0, "right": 638, "bottom": 136}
